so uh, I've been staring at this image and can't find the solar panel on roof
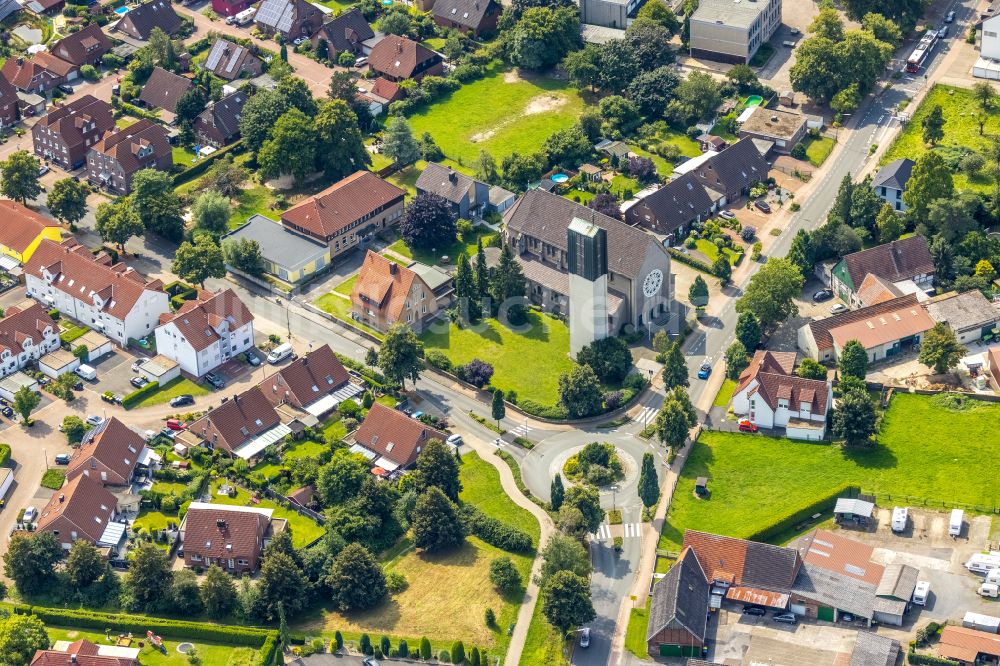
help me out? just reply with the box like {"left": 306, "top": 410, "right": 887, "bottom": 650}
{"left": 205, "top": 41, "right": 224, "bottom": 71}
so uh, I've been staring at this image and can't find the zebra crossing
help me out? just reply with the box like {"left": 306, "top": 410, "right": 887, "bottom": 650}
{"left": 633, "top": 406, "right": 657, "bottom": 425}
{"left": 510, "top": 423, "right": 531, "bottom": 437}
{"left": 595, "top": 522, "right": 642, "bottom": 540}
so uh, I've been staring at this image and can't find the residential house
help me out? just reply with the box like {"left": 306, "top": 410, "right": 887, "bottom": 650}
{"left": 351, "top": 402, "right": 448, "bottom": 471}
{"left": 87, "top": 119, "right": 173, "bottom": 195}
{"left": 154, "top": 288, "right": 254, "bottom": 377}
{"left": 0, "top": 75, "right": 19, "bottom": 128}
{"left": 350, "top": 250, "right": 441, "bottom": 333}
{"left": 938, "top": 625, "right": 1000, "bottom": 665}
{"left": 831, "top": 236, "right": 934, "bottom": 307}
{"left": 25, "top": 0, "right": 65, "bottom": 15}
{"left": 24, "top": 239, "right": 170, "bottom": 345}
{"left": 31, "top": 639, "right": 139, "bottom": 666}
{"left": 203, "top": 39, "right": 264, "bottom": 81}
{"left": 254, "top": 0, "right": 324, "bottom": 40}
{"left": 367, "top": 35, "right": 444, "bottom": 82}
{"left": 924, "top": 290, "right": 1000, "bottom": 344}
{"left": 222, "top": 215, "right": 331, "bottom": 284}
{"left": 312, "top": 8, "right": 374, "bottom": 56}
{"left": 32, "top": 94, "right": 115, "bottom": 170}
{"left": 280, "top": 170, "right": 405, "bottom": 258}
{"left": 624, "top": 172, "right": 715, "bottom": 242}
{"left": 180, "top": 502, "right": 283, "bottom": 573}
{"left": 358, "top": 77, "right": 403, "bottom": 114}
{"left": 854, "top": 273, "right": 908, "bottom": 309}
{"left": 731, "top": 350, "right": 832, "bottom": 440}
{"left": 0, "top": 301, "right": 60, "bottom": 379}
{"left": 66, "top": 417, "right": 159, "bottom": 487}
{"left": 689, "top": 0, "right": 782, "bottom": 63}
{"left": 645, "top": 547, "right": 710, "bottom": 659}
{"left": 798, "top": 293, "right": 936, "bottom": 363}
{"left": 112, "top": 0, "right": 183, "bottom": 41}
{"left": 194, "top": 90, "right": 248, "bottom": 147}
{"left": 36, "top": 473, "right": 121, "bottom": 550}
{"left": 183, "top": 387, "right": 288, "bottom": 459}
{"left": 689, "top": 138, "right": 769, "bottom": 205}
{"left": 213, "top": 0, "right": 251, "bottom": 17}
{"left": 0, "top": 0, "right": 19, "bottom": 23}
{"left": 0, "top": 200, "right": 62, "bottom": 265}
{"left": 431, "top": 0, "right": 501, "bottom": 36}
{"left": 416, "top": 162, "right": 490, "bottom": 219}
{"left": 50, "top": 24, "right": 112, "bottom": 67}
{"left": 138, "top": 66, "right": 193, "bottom": 118}
{"left": 738, "top": 106, "right": 807, "bottom": 154}
{"left": 258, "top": 344, "right": 358, "bottom": 419}
{"left": 580, "top": 0, "right": 643, "bottom": 29}
{"left": 850, "top": 633, "right": 901, "bottom": 666}
{"left": 872, "top": 158, "right": 914, "bottom": 212}
{"left": 976, "top": 14, "right": 1000, "bottom": 78}
{"left": 2, "top": 53, "right": 78, "bottom": 95}
{"left": 503, "top": 188, "right": 677, "bottom": 332}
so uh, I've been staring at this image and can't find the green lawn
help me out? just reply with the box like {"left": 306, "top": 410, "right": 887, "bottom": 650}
{"left": 209, "top": 480, "right": 323, "bottom": 548}
{"left": 334, "top": 274, "right": 358, "bottom": 296}
{"left": 313, "top": 292, "right": 384, "bottom": 339}
{"left": 660, "top": 393, "right": 1000, "bottom": 550}
{"left": 460, "top": 451, "right": 540, "bottom": 547}
{"left": 422, "top": 37, "right": 446, "bottom": 51}
{"left": 40, "top": 469, "right": 65, "bottom": 490}
{"left": 229, "top": 185, "right": 279, "bottom": 229}
{"left": 694, "top": 239, "right": 742, "bottom": 265}
{"left": 713, "top": 378, "right": 737, "bottom": 408}
{"left": 420, "top": 311, "right": 576, "bottom": 406}
{"left": 134, "top": 507, "right": 178, "bottom": 533}
{"left": 520, "top": 597, "right": 569, "bottom": 666}
{"left": 882, "top": 84, "right": 999, "bottom": 192}
{"left": 130, "top": 377, "right": 211, "bottom": 409}
{"left": 314, "top": 0, "right": 355, "bottom": 10}
{"left": 321, "top": 414, "right": 349, "bottom": 442}
{"left": 624, "top": 599, "right": 651, "bottom": 657}
{"left": 172, "top": 145, "right": 200, "bottom": 170}
{"left": 387, "top": 225, "right": 494, "bottom": 266}
{"left": 253, "top": 438, "right": 331, "bottom": 480}
{"left": 407, "top": 66, "right": 588, "bottom": 164}
{"left": 802, "top": 135, "right": 835, "bottom": 167}
{"left": 45, "top": 627, "right": 258, "bottom": 666}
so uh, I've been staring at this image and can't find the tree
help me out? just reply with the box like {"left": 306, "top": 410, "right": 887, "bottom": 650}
{"left": 976, "top": 259, "right": 998, "bottom": 281}
{"left": 918, "top": 322, "right": 966, "bottom": 374}
{"left": 670, "top": 71, "right": 721, "bottom": 124}
{"left": 637, "top": 452, "right": 659, "bottom": 510}
{"left": 635, "top": 0, "right": 679, "bottom": 33}
{"left": 380, "top": 8, "right": 411, "bottom": 34}
{"left": 831, "top": 83, "right": 861, "bottom": 115}
{"left": 809, "top": 6, "right": 844, "bottom": 41}
{"left": 277, "top": 76, "right": 317, "bottom": 116}
{"left": 0, "top": 614, "right": 49, "bottom": 666}
{"left": 849, "top": 176, "right": 882, "bottom": 233}
{"left": 317, "top": 449, "right": 370, "bottom": 505}
{"left": 223, "top": 238, "right": 265, "bottom": 276}
{"left": 489, "top": 557, "right": 522, "bottom": 592}
{"left": 200, "top": 565, "right": 238, "bottom": 617}
{"left": 576, "top": 336, "right": 632, "bottom": 384}
{"left": 66, "top": 540, "right": 104, "bottom": 589}
{"left": 470, "top": 647, "right": 481, "bottom": 666}
{"left": 491, "top": 389, "right": 506, "bottom": 428}
{"left": 661, "top": 342, "right": 689, "bottom": 390}
{"left": 624, "top": 66, "right": 678, "bottom": 118}
{"left": 507, "top": 7, "right": 580, "bottom": 70}
{"left": 258, "top": 108, "right": 317, "bottom": 183}
{"left": 147, "top": 27, "right": 176, "bottom": 67}
{"left": 239, "top": 89, "right": 289, "bottom": 153}
{"left": 170, "top": 569, "right": 204, "bottom": 615}
{"left": 412, "top": 487, "right": 465, "bottom": 552}
{"left": 735, "top": 258, "right": 805, "bottom": 329}
{"left": 131, "top": 169, "right": 184, "bottom": 241}
{"left": 0, "top": 151, "right": 41, "bottom": 204}
{"left": 539, "top": 533, "right": 591, "bottom": 582}
{"left": 95, "top": 199, "right": 145, "bottom": 253}
{"left": 655, "top": 387, "right": 697, "bottom": 449}
{"left": 47, "top": 178, "right": 88, "bottom": 226}
{"left": 875, "top": 204, "right": 904, "bottom": 243}
{"left": 455, "top": 252, "right": 479, "bottom": 321}
{"left": 400, "top": 192, "right": 457, "bottom": 251}
{"left": 735, "top": 312, "right": 762, "bottom": 352}
{"left": 62, "top": 415, "right": 86, "bottom": 444}
{"left": 175, "top": 86, "right": 207, "bottom": 127}
{"left": 192, "top": 190, "right": 231, "bottom": 233}
{"left": 475, "top": 238, "right": 489, "bottom": 299}
{"left": 542, "top": 571, "right": 595, "bottom": 634}
{"left": 200, "top": 154, "right": 247, "bottom": 200}
{"left": 833, "top": 386, "right": 877, "bottom": 446}
{"left": 688, "top": 275, "right": 709, "bottom": 308}
{"left": 415, "top": 439, "right": 462, "bottom": 501}
{"left": 861, "top": 12, "right": 902, "bottom": 44}
{"left": 558, "top": 365, "right": 604, "bottom": 418}
{"left": 562, "top": 44, "right": 601, "bottom": 91}
{"left": 491, "top": 243, "right": 528, "bottom": 323}
{"left": 922, "top": 104, "right": 945, "bottom": 146}
{"left": 378, "top": 323, "right": 422, "bottom": 389}
{"left": 173, "top": 235, "right": 226, "bottom": 288}
{"left": 257, "top": 550, "right": 308, "bottom": 619}
{"left": 562, "top": 486, "right": 603, "bottom": 533}
{"left": 382, "top": 115, "right": 421, "bottom": 166}
{"left": 796, "top": 358, "right": 828, "bottom": 380}
{"left": 725, "top": 340, "right": 750, "bottom": 380}
{"left": 712, "top": 254, "right": 731, "bottom": 283}
{"left": 365, "top": 346, "right": 379, "bottom": 370}
{"left": 974, "top": 81, "right": 996, "bottom": 111}
{"left": 903, "top": 151, "right": 954, "bottom": 222}
{"left": 4, "top": 532, "right": 62, "bottom": 595}
{"left": 327, "top": 543, "right": 387, "bottom": 611}
{"left": 12, "top": 385, "right": 39, "bottom": 423}
{"left": 122, "top": 544, "right": 171, "bottom": 612}
{"left": 838, "top": 339, "right": 869, "bottom": 380}
{"left": 550, "top": 474, "right": 565, "bottom": 512}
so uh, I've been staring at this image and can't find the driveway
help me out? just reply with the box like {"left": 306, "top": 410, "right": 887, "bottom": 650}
{"left": 87, "top": 347, "right": 138, "bottom": 398}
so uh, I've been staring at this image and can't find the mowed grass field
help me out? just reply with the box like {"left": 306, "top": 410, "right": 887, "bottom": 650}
{"left": 46, "top": 628, "right": 258, "bottom": 666}
{"left": 882, "top": 84, "right": 997, "bottom": 192}
{"left": 660, "top": 393, "right": 1000, "bottom": 550}
{"left": 407, "top": 68, "right": 587, "bottom": 164}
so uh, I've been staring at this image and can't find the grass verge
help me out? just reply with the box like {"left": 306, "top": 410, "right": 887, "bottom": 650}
{"left": 131, "top": 377, "right": 211, "bottom": 409}
{"left": 40, "top": 469, "right": 65, "bottom": 490}
{"left": 624, "top": 599, "right": 650, "bottom": 657}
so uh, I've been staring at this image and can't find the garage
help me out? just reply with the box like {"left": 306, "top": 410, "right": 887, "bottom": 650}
{"left": 140, "top": 355, "right": 180, "bottom": 385}
{"left": 39, "top": 349, "right": 81, "bottom": 379}
{"left": 79, "top": 330, "right": 113, "bottom": 362}
{"left": 0, "top": 372, "right": 38, "bottom": 402}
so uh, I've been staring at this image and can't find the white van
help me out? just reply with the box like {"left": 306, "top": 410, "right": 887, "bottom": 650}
{"left": 966, "top": 553, "right": 1000, "bottom": 574}
{"left": 950, "top": 509, "right": 964, "bottom": 537}
{"left": 912, "top": 581, "right": 930, "bottom": 606}
{"left": 267, "top": 342, "right": 293, "bottom": 364}
{"left": 75, "top": 364, "right": 97, "bottom": 381}
{"left": 892, "top": 507, "right": 908, "bottom": 532}
{"left": 979, "top": 583, "right": 1000, "bottom": 598}
{"left": 987, "top": 569, "right": 1000, "bottom": 584}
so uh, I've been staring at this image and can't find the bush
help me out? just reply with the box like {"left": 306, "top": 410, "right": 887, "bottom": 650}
{"left": 740, "top": 226, "right": 757, "bottom": 242}
{"left": 360, "top": 634, "right": 372, "bottom": 655}
{"left": 484, "top": 608, "right": 496, "bottom": 627}
{"left": 906, "top": 654, "right": 959, "bottom": 666}
{"left": 122, "top": 380, "right": 160, "bottom": 408}
{"left": 451, "top": 642, "right": 465, "bottom": 664}
{"left": 745, "top": 485, "right": 858, "bottom": 543}
{"left": 385, "top": 571, "right": 408, "bottom": 593}
{"left": 488, "top": 557, "right": 522, "bottom": 592}
{"left": 0, "top": 443, "right": 9, "bottom": 467}
{"left": 791, "top": 142, "right": 807, "bottom": 160}
{"left": 461, "top": 506, "right": 533, "bottom": 552}
{"left": 438, "top": 650, "right": 451, "bottom": 663}
{"left": 425, "top": 349, "right": 452, "bottom": 371}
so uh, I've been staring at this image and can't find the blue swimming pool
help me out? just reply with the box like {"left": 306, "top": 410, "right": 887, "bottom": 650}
{"left": 114, "top": 6, "right": 129, "bottom": 15}
{"left": 551, "top": 173, "right": 569, "bottom": 183}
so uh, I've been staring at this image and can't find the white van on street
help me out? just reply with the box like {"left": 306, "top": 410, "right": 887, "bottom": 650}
{"left": 267, "top": 342, "right": 293, "bottom": 364}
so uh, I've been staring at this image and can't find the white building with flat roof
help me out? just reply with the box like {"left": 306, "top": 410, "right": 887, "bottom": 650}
{"left": 689, "top": 0, "right": 783, "bottom": 64}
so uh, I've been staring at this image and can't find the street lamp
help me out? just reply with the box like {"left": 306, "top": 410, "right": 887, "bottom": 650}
{"left": 611, "top": 484, "right": 619, "bottom": 512}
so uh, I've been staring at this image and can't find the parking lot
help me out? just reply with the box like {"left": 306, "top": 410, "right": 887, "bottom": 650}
{"left": 83, "top": 347, "right": 140, "bottom": 399}
{"left": 707, "top": 608, "right": 860, "bottom": 663}
{"left": 766, "top": 277, "right": 847, "bottom": 354}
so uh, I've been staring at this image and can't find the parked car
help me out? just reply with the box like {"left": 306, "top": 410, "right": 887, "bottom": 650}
{"left": 54, "top": 453, "right": 71, "bottom": 465}
{"left": 812, "top": 289, "right": 833, "bottom": 302}
{"left": 446, "top": 433, "right": 463, "bottom": 447}
{"left": 773, "top": 613, "right": 798, "bottom": 624}
{"left": 38, "top": 165, "right": 50, "bottom": 177}
{"left": 697, "top": 361, "right": 712, "bottom": 379}
{"left": 293, "top": 36, "right": 304, "bottom": 45}
{"left": 86, "top": 415, "right": 104, "bottom": 427}
{"left": 75, "top": 364, "right": 97, "bottom": 381}
{"left": 719, "top": 210, "right": 736, "bottom": 220}
{"left": 22, "top": 506, "right": 37, "bottom": 523}
{"left": 938, "top": 24, "right": 949, "bottom": 37}
{"left": 170, "top": 394, "right": 194, "bottom": 408}
{"left": 743, "top": 605, "right": 766, "bottom": 616}
{"left": 0, "top": 406, "right": 12, "bottom": 418}
{"left": 246, "top": 352, "right": 261, "bottom": 367}
{"left": 160, "top": 427, "right": 177, "bottom": 439}
{"left": 840, "top": 613, "right": 855, "bottom": 623}
{"left": 37, "top": 376, "right": 50, "bottom": 387}
{"left": 579, "top": 628, "right": 590, "bottom": 648}
{"left": 738, "top": 420, "right": 757, "bottom": 433}
{"left": 354, "top": 56, "right": 368, "bottom": 67}
{"left": 204, "top": 372, "right": 225, "bottom": 389}
{"left": 362, "top": 658, "right": 381, "bottom": 666}
{"left": 57, "top": 84, "right": 74, "bottom": 95}
{"left": 831, "top": 303, "right": 848, "bottom": 314}
{"left": 754, "top": 200, "right": 771, "bottom": 213}
{"left": 130, "top": 376, "right": 149, "bottom": 389}
{"left": 131, "top": 360, "right": 144, "bottom": 372}
{"left": 946, "top": 10, "right": 955, "bottom": 22}
{"left": 165, "top": 419, "right": 187, "bottom": 431}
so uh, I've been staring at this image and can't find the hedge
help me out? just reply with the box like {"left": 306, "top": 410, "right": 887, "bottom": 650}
{"left": 745, "top": 484, "right": 859, "bottom": 543}
{"left": 0, "top": 443, "right": 9, "bottom": 466}
{"left": 59, "top": 324, "right": 90, "bottom": 345}
{"left": 461, "top": 505, "right": 534, "bottom": 552}
{"left": 907, "top": 652, "right": 959, "bottom": 666}
{"left": 122, "top": 380, "right": 160, "bottom": 409}
{"left": 516, "top": 398, "right": 569, "bottom": 420}
{"left": 172, "top": 141, "right": 244, "bottom": 187}
{"left": 667, "top": 248, "right": 716, "bottom": 275}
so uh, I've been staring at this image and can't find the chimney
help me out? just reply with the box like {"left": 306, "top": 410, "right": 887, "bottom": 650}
{"left": 16, "top": 58, "right": 23, "bottom": 66}
{"left": 303, "top": 356, "right": 308, "bottom": 366}
{"left": 217, "top": 518, "right": 227, "bottom": 528}
{"left": 59, "top": 494, "right": 65, "bottom": 502}
{"left": 389, "top": 262, "right": 397, "bottom": 274}
{"left": 70, "top": 655, "right": 78, "bottom": 664}
{"left": 233, "top": 393, "right": 239, "bottom": 403}
{"left": 448, "top": 166, "right": 457, "bottom": 183}
{"left": 397, "top": 40, "right": 403, "bottom": 53}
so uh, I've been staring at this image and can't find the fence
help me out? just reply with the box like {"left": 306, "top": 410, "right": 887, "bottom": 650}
{"left": 858, "top": 491, "right": 1000, "bottom": 515}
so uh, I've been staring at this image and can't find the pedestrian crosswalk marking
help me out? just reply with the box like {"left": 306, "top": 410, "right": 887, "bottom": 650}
{"left": 510, "top": 423, "right": 530, "bottom": 437}
{"left": 594, "top": 523, "right": 642, "bottom": 540}
{"left": 633, "top": 406, "right": 657, "bottom": 424}
{"left": 624, "top": 522, "right": 641, "bottom": 538}
{"left": 597, "top": 524, "right": 611, "bottom": 539}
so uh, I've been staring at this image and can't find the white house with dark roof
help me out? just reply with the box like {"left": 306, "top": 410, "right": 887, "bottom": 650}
{"left": 416, "top": 162, "right": 489, "bottom": 220}
{"left": 0, "top": 301, "right": 60, "bottom": 378}
{"left": 731, "top": 350, "right": 831, "bottom": 439}
{"left": 155, "top": 288, "right": 254, "bottom": 377}
{"left": 872, "top": 158, "right": 915, "bottom": 212}
{"left": 925, "top": 289, "right": 1000, "bottom": 344}
{"left": 831, "top": 235, "right": 934, "bottom": 308}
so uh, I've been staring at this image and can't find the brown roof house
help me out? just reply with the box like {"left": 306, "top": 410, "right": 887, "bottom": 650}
{"left": 312, "top": 8, "right": 374, "bottom": 56}
{"left": 645, "top": 547, "right": 710, "bottom": 659}
{"left": 730, "top": 350, "right": 832, "bottom": 440}
{"left": 431, "top": 0, "right": 501, "bottom": 36}
{"left": 831, "top": 235, "right": 934, "bottom": 308}
{"left": 25, "top": 0, "right": 65, "bottom": 15}
{"left": 688, "top": 137, "right": 769, "bottom": 205}
{"left": 32, "top": 639, "right": 139, "bottom": 666}
{"left": 203, "top": 38, "right": 264, "bottom": 81}
{"left": 194, "top": 90, "right": 248, "bottom": 147}
{"left": 351, "top": 250, "right": 441, "bottom": 333}
{"left": 2, "top": 53, "right": 78, "bottom": 95}
{"left": 0, "top": 199, "right": 62, "bottom": 264}
{"left": 0, "top": 301, "right": 61, "bottom": 379}
{"left": 36, "top": 473, "right": 122, "bottom": 550}
{"left": 180, "top": 502, "right": 283, "bottom": 574}
{"left": 154, "top": 287, "right": 254, "bottom": 378}
{"left": 183, "top": 387, "right": 288, "bottom": 460}
{"left": 87, "top": 118, "right": 172, "bottom": 194}
{"left": 0, "top": 75, "right": 19, "bottom": 128}
{"left": 624, "top": 171, "right": 715, "bottom": 243}
{"left": 112, "top": 0, "right": 183, "bottom": 41}
{"left": 257, "top": 344, "right": 353, "bottom": 418}
{"left": 351, "top": 402, "right": 447, "bottom": 470}
{"left": 254, "top": 0, "right": 324, "bottom": 40}
{"left": 737, "top": 106, "right": 807, "bottom": 155}
{"left": 32, "top": 94, "right": 114, "bottom": 170}
{"left": 138, "top": 66, "right": 193, "bottom": 119}
{"left": 416, "top": 162, "right": 490, "bottom": 220}
{"left": 368, "top": 35, "right": 444, "bottom": 82}
{"left": 281, "top": 170, "right": 405, "bottom": 258}
{"left": 938, "top": 625, "right": 1000, "bottom": 665}
{"left": 66, "top": 417, "right": 160, "bottom": 487}
{"left": 50, "top": 24, "right": 112, "bottom": 67}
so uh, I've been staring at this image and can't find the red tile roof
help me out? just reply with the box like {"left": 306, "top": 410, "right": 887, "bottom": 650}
{"left": 683, "top": 530, "right": 802, "bottom": 591}
{"left": 280, "top": 171, "right": 404, "bottom": 240}
{"left": 735, "top": 350, "right": 795, "bottom": 395}
{"left": 2, "top": 52, "right": 75, "bottom": 89}
{"left": 187, "top": 387, "right": 282, "bottom": 453}
{"left": 351, "top": 250, "right": 420, "bottom": 323}
{"left": 32, "top": 643, "right": 136, "bottom": 666}
{"left": 796, "top": 529, "right": 883, "bottom": 585}
{"left": 841, "top": 235, "right": 934, "bottom": 290}
{"left": 939, "top": 626, "right": 1000, "bottom": 662}
{"left": 736, "top": 350, "right": 830, "bottom": 416}
{"left": 67, "top": 417, "right": 147, "bottom": 486}
{"left": 0, "top": 301, "right": 57, "bottom": 357}
{"left": 807, "top": 293, "right": 921, "bottom": 352}
{"left": 181, "top": 503, "right": 270, "bottom": 562}
{"left": 34, "top": 95, "right": 115, "bottom": 154}
{"left": 36, "top": 473, "right": 118, "bottom": 543}
{"left": 367, "top": 35, "right": 438, "bottom": 79}
{"left": 0, "top": 200, "right": 61, "bottom": 254}
{"left": 258, "top": 344, "right": 349, "bottom": 409}
{"left": 353, "top": 402, "right": 446, "bottom": 468}
{"left": 91, "top": 118, "right": 172, "bottom": 176}
{"left": 158, "top": 288, "right": 253, "bottom": 352}
{"left": 50, "top": 24, "right": 112, "bottom": 66}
